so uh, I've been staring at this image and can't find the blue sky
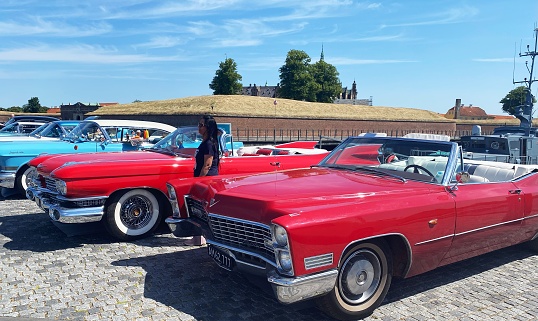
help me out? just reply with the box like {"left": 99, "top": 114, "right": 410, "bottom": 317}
{"left": 1, "top": 1, "right": 537, "bottom": 115}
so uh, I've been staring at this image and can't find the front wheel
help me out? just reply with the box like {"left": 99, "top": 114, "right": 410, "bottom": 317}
{"left": 316, "top": 241, "right": 392, "bottom": 321}
{"left": 105, "top": 189, "right": 162, "bottom": 241}
{"left": 15, "top": 166, "right": 34, "bottom": 196}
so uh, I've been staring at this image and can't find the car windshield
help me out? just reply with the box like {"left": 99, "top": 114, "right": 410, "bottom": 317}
{"left": 28, "top": 123, "right": 50, "bottom": 136}
{"left": 65, "top": 122, "right": 108, "bottom": 142}
{"left": 0, "top": 122, "right": 24, "bottom": 133}
{"left": 151, "top": 127, "right": 202, "bottom": 152}
{"left": 318, "top": 136, "right": 458, "bottom": 184}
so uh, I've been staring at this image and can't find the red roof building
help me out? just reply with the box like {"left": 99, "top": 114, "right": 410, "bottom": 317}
{"left": 445, "top": 104, "right": 492, "bottom": 120}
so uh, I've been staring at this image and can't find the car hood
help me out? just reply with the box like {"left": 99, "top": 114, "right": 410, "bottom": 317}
{"left": 37, "top": 150, "right": 192, "bottom": 179}
{"left": 192, "top": 167, "right": 433, "bottom": 224}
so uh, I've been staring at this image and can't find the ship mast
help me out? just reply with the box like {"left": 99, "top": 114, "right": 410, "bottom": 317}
{"left": 513, "top": 28, "right": 538, "bottom": 135}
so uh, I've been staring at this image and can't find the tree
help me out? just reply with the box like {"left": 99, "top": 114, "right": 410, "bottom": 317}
{"left": 310, "top": 59, "right": 341, "bottom": 103}
{"left": 278, "top": 50, "right": 318, "bottom": 101}
{"left": 209, "top": 58, "right": 243, "bottom": 95}
{"left": 500, "top": 86, "right": 536, "bottom": 115}
{"left": 23, "top": 97, "right": 42, "bottom": 113}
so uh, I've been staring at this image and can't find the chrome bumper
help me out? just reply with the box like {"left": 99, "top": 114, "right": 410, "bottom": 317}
{"left": 165, "top": 217, "right": 203, "bottom": 237}
{"left": 27, "top": 188, "right": 105, "bottom": 224}
{"left": 268, "top": 269, "right": 338, "bottom": 304}
{"left": 0, "top": 172, "right": 15, "bottom": 188}
{"left": 166, "top": 216, "right": 337, "bottom": 304}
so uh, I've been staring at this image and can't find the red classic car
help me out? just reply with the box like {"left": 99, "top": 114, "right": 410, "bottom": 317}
{"left": 165, "top": 135, "right": 538, "bottom": 320}
{"left": 25, "top": 126, "right": 328, "bottom": 241}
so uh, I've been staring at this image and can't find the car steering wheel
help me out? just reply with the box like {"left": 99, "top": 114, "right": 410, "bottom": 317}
{"left": 404, "top": 164, "right": 434, "bottom": 177}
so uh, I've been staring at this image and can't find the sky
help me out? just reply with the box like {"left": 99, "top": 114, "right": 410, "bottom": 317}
{"left": 1, "top": 1, "right": 538, "bottom": 116}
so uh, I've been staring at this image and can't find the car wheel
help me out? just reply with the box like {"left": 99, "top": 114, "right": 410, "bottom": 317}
{"left": 15, "top": 166, "right": 33, "bottom": 196}
{"left": 105, "top": 189, "right": 161, "bottom": 241}
{"left": 316, "top": 241, "right": 392, "bottom": 321}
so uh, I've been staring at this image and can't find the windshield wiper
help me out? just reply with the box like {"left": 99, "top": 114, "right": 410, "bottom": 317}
{"left": 313, "top": 164, "right": 406, "bottom": 182}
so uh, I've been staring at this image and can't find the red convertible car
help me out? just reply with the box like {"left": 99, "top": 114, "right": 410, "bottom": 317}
{"left": 165, "top": 135, "right": 538, "bottom": 320}
{"left": 25, "top": 126, "right": 328, "bottom": 241}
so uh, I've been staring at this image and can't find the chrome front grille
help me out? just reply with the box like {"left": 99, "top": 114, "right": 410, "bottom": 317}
{"left": 208, "top": 214, "right": 274, "bottom": 258}
{"left": 45, "top": 177, "right": 58, "bottom": 193}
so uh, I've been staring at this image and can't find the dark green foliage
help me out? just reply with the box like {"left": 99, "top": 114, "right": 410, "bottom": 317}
{"left": 209, "top": 58, "right": 243, "bottom": 95}
{"left": 278, "top": 50, "right": 341, "bottom": 103}
{"left": 500, "top": 86, "right": 536, "bottom": 115}
{"left": 23, "top": 97, "right": 42, "bottom": 113}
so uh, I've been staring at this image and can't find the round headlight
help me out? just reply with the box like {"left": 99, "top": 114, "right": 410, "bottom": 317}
{"left": 278, "top": 250, "right": 293, "bottom": 272}
{"left": 273, "top": 225, "right": 288, "bottom": 247}
{"left": 55, "top": 179, "right": 67, "bottom": 195}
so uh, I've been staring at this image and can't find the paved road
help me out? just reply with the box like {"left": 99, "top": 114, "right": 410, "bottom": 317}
{"left": 1, "top": 196, "right": 538, "bottom": 321}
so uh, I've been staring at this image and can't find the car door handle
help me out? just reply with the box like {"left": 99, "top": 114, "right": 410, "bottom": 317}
{"left": 509, "top": 189, "right": 521, "bottom": 194}
{"left": 270, "top": 162, "right": 280, "bottom": 167}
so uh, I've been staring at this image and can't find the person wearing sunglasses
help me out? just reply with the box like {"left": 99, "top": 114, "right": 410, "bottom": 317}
{"left": 194, "top": 115, "right": 220, "bottom": 177}
{"left": 185, "top": 115, "right": 220, "bottom": 246}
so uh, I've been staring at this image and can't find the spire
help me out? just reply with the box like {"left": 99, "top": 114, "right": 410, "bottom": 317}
{"left": 320, "top": 44, "right": 324, "bottom": 61}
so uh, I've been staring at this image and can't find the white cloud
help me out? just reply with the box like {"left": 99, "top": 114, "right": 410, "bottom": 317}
{"left": 133, "top": 36, "right": 188, "bottom": 49}
{"left": 0, "top": 44, "right": 185, "bottom": 64}
{"left": 0, "top": 18, "right": 112, "bottom": 37}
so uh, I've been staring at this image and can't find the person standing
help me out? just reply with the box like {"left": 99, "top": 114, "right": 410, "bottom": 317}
{"left": 185, "top": 115, "right": 220, "bottom": 246}
{"left": 193, "top": 115, "right": 220, "bottom": 177}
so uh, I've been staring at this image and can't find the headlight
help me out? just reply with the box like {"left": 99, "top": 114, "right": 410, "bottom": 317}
{"left": 273, "top": 225, "right": 288, "bottom": 247}
{"left": 55, "top": 179, "right": 67, "bottom": 195}
{"left": 27, "top": 167, "right": 38, "bottom": 187}
{"left": 167, "top": 183, "right": 177, "bottom": 200}
{"left": 277, "top": 250, "right": 293, "bottom": 273}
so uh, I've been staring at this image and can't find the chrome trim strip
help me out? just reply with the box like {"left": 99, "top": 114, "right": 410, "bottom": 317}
{"left": 208, "top": 212, "right": 272, "bottom": 230}
{"left": 415, "top": 214, "right": 538, "bottom": 246}
{"left": 454, "top": 217, "right": 523, "bottom": 237}
{"left": 414, "top": 234, "right": 454, "bottom": 246}
{"left": 304, "top": 253, "right": 333, "bottom": 270}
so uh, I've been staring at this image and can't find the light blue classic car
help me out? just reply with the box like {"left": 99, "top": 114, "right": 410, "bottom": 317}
{"left": 0, "top": 120, "right": 80, "bottom": 141}
{"left": 0, "top": 119, "right": 176, "bottom": 195}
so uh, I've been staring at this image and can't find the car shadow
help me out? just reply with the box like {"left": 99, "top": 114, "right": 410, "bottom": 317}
{"left": 112, "top": 243, "right": 536, "bottom": 321}
{"left": 112, "top": 248, "right": 329, "bottom": 321}
{"left": 0, "top": 208, "right": 172, "bottom": 252}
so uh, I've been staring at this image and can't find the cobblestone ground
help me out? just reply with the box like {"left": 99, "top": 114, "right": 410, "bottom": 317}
{"left": 1, "top": 196, "right": 538, "bottom": 321}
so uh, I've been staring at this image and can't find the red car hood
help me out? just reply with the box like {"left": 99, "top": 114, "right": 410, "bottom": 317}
{"left": 36, "top": 151, "right": 191, "bottom": 178}
{"left": 192, "top": 167, "right": 433, "bottom": 224}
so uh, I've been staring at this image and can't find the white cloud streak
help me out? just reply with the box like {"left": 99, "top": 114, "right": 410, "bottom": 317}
{"left": 0, "top": 45, "right": 185, "bottom": 64}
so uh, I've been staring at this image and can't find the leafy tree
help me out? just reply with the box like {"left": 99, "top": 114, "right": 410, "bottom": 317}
{"left": 500, "top": 86, "right": 536, "bottom": 115}
{"left": 209, "top": 58, "right": 243, "bottom": 95}
{"left": 310, "top": 59, "right": 342, "bottom": 103}
{"left": 23, "top": 97, "right": 41, "bottom": 113}
{"left": 278, "top": 50, "right": 317, "bottom": 101}
{"left": 7, "top": 106, "right": 22, "bottom": 112}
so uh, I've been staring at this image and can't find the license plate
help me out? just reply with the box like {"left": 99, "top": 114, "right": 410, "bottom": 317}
{"left": 208, "top": 245, "right": 234, "bottom": 270}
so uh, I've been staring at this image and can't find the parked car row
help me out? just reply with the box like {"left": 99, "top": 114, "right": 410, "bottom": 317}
{"left": 14, "top": 125, "right": 538, "bottom": 320}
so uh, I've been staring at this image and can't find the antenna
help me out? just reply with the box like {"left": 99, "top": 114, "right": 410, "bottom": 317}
{"left": 513, "top": 27, "right": 538, "bottom": 134}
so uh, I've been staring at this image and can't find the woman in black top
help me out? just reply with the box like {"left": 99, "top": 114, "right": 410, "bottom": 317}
{"left": 186, "top": 115, "right": 219, "bottom": 246}
{"left": 194, "top": 115, "right": 220, "bottom": 177}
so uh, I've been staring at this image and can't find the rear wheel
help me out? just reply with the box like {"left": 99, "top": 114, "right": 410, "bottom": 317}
{"left": 316, "top": 241, "right": 392, "bottom": 321}
{"left": 105, "top": 189, "right": 161, "bottom": 241}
